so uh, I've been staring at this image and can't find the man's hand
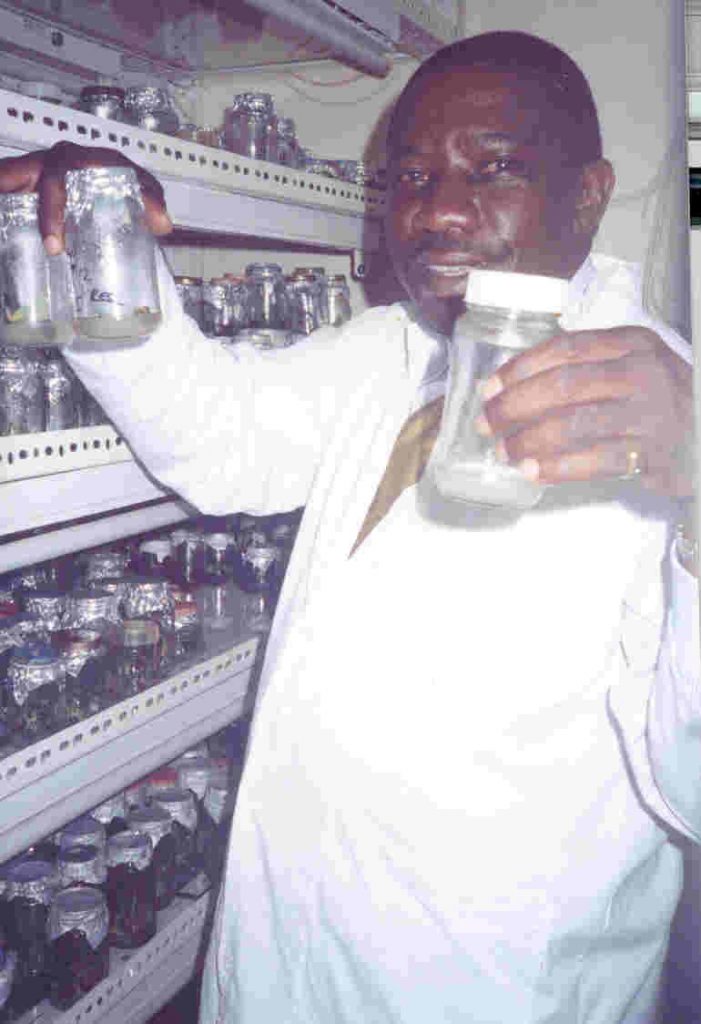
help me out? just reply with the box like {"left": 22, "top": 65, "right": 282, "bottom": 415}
{"left": 0, "top": 141, "right": 172, "bottom": 253}
{"left": 477, "top": 326, "right": 694, "bottom": 499}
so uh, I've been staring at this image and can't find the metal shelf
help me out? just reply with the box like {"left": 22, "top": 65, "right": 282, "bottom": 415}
{"left": 0, "top": 634, "right": 258, "bottom": 862}
{"left": 15, "top": 889, "right": 211, "bottom": 1024}
{"left": 0, "top": 425, "right": 132, "bottom": 484}
{"left": 0, "top": 87, "right": 384, "bottom": 252}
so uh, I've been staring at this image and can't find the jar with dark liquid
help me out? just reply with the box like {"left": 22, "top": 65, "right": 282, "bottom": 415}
{"left": 7, "top": 643, "right": 66, "bottom": 742}
{"left": 128, "top": 806, "right": 177, "bottom": 910}
{"left": 118, "top": 619, "right": 161, "bottom": 695}
{"left": 106, "top": 831, "right": 156, "bottom": 949}
{"left": 200, "top": 781, "right": 233, "bottom": 884}
{"left": 152, "top": 787, "right": 198, "bottom": 886}
{"left": 3, "top": 859, "right": 54, "bottom": 1017}
{"left": 55, "top": 627, "right": 115, "bottom": 718}
{"left": 170, "top": 530, "right": 205, "bottom": 587}
{"left": 123, "top": 579, "right": 175, "bottom": 670}
{"left": 47, "top": 886, "right": 109, "bottom": 1010}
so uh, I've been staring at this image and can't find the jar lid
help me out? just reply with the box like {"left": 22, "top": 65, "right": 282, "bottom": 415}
{"left": 7, "top": 859, "right": 55, "bottom": 902}
{"left": 60, "top": 815, "right": 106, "bottom": 851}
{"left": 91, "top": 790, "right": 127, "bottom": 824}
{"left": 153, "top": 787, "right": 198, "bottom": 832}
{"left": 464, "top": 270, "right": 568, "bottom": 315}
{"left": 122, "top": 618, "right": 160, "bottom": 647}
{"left": 0, "top": 192, "right": 38, "bottom": 214}
{"left": 170, "top": 530, "right": 202, "bottom": 547}
{"left": 107, "top": 829, "right": 152, "bottom": 868}
{"left": 128, "top": 806, "right": 173, "bottom": 843}
{"left": 83, "top": 550, "right": 127, "bottom": 579}
{"left": 204, "top": 532, "right": 236, "bottom": 552}
{"left": 48, "top": 886, "right": 108, "bottom": 950}
{"left": 139, "top": 539, "right": 172, "bottom": 561}
{"left": 246, "top": 262, "right": 283, "bottom": 277}
{"left": 58, "top": 844, "right": 106, "bottom": 885}
{"left": 177, "top": 756, "right": 213, "bottom": 800}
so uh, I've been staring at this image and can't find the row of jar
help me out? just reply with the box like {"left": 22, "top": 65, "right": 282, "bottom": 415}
{"left": 0, "top": 347, "right": 108, "bottom": 437}
{"left": 175, "top": 264, "right": 352, "bottom": 343}
{"left": 0, "top": 167, "right": 162, "bottom": 351}
{"left": 74, "top": 86, "right": 383, "bottom": 187}
{"left": 0, "top": 748, "right": 237, "bottom": 1018}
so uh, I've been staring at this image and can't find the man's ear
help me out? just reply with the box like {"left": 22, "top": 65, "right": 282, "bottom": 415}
{"left": 573, "top": 159, "right": 615, "bottom": 237}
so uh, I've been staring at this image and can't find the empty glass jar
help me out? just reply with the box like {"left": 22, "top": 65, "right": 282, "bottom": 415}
{"left": 245, "top": 263, "right": 287, "bottom": 329}
{"left": 64, "top": 166, "right": 162, "bottom": 347}
{"left": 223, "top": 93, "right": 275, "bottom": 160}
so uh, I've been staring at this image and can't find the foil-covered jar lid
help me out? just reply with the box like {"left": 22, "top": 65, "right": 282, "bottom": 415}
{"left": 83, "top": 550, "right": 128, "bottom": 582}
{"left": 24, "top": 589, "right": 67, "bottom": 631}
{"left": 48, "top": 885, "right": 109, "bottom": 950}
{"left": 6, "top": 859, "right": 55, "bottom": 904}
{"left": 58, "top": 844, "right": 107, "bottom": 886}
{"left": 204, "top": 532, "right": 236, "bottom": 553}
{"left": 204, "top": 782, "right": 230, "bottom": 824}
{"left": 123, "top": 578, "right": 174, "bottom": 618}
{"left": 0, "top": 613, "right": 36, "bottom": 654}
{"left": 153, "top": 787, "right": 198, "bottom": 832}
{"left": 8, "top": 642, "right": 65, "bottom": 705}
{"left": 56, "top": 628, "right": 107, "bottom": 678}
{"left": 121, "top": 618, "right": 160, "bottom": 649}
{"left": 91, "top": 790, "right": 127, "bottom": 825}
{"left": 177, "top": 756, "right": 214, "bottom": 801}
{"left": 65, "top": 588, "right": 121, "bottom": 628}
{"left": 59, "top": 815, "right": 106, "bottom": 853}
{"left": 106, "top": 829, "right": 153, "bottom": 870}
{"left": 128, "top": 806, "right": 173, "bottom": 845}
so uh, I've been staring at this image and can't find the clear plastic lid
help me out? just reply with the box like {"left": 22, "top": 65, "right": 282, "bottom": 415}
{"left": 464, "top": 269, "right": 568, "bottom": 315}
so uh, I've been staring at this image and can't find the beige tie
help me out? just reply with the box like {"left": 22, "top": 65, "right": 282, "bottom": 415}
{"left": 351, "top": 396, "right": 444, "bottom": 556}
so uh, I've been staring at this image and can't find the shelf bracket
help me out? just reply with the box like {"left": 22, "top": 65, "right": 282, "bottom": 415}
{"left": 351, "top": 249, "right": 369, "bottom": 280}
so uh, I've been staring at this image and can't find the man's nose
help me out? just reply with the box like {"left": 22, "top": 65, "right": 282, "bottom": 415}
{"left": 414, "top": 175, "right": 481, "bottom": 235}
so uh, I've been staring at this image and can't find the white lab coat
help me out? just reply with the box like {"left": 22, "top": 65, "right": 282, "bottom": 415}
{"left": 66, "top": 252, "right": 700, "bottom": 1024}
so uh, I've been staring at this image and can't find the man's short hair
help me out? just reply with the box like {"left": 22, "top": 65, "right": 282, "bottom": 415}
{"left": 388, "top": 30, "right": 603, "bottom": 172}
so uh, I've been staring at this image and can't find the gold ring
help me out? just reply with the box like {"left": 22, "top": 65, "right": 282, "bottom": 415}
{"left": 624, "top": 448, "right": 644, "bottom": 479}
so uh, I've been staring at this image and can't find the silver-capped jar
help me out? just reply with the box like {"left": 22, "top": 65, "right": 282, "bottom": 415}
{"left": 77, "top": 85, "right": 126, "bottom": 121}
{"left": 245, "top": 263, "right": 287, "bottom": 329}
{"left": 0, "top": 193, "right": 73, "bottom": 347}
{"left": 203, "top": 532, "right": 236, "bottom": 581}
{"left": 64, "top": 589, "right": 121, "bottom": 633}
{"left": 91, "top": 790, "right": 128, "bottom": 837}
{"left": 42, "top": 351, "right": 79, "bottom": 430}
{"left": 64, "top": 166, "right": 162, "bottom": 347}
{"left": 123, "top": 86, "right": 179, "bottom": 136}
{"left": 327, "top": 274, "right": 352, "bottom": 327}
{"left": 7, "top": 643, "right": 66, "bottom": 740}
{"left": 138, "top": 538, "right": 173, "bottom": 577}
{"left": 0, "top": 347, "right": 44, "bottom": 435}
{"left": 5, "top": 858, "right": 55, "bottom": 1014}
{"left": 82, "top": 550, "right": 129, "bottom": 583}
{"left": 106, "top": 830, "right": 156, "bottom": 948}
{"left": 118, "top": 618, "right": 161, "bottom": 694}
{"left": 174, "top": 275, "right": 204, "bottom": 330}
{"left": 123, "top": 579, "right": 174, "bottom": 666}
{"left": 202, "top": 278, "right": 248, "bottom": 338}
{"left": 128, "top": 806, "right": 176, "bottom": 910}
{"left": 286, "top": 273, "right": 321, "bottom": 336}
{"left": 223, "top": 92, "right": 275, "bottom": 160}
{"left": 57, "top": 844, "right": 107, "bottom": 889}
{"left": 271, "top": 117, "right": 299, "bottom": 167}
{"left": 47, "top": 885, "right": 109, "bottom": 1010}
{"left": 152, "top": 786, "right": 199, "bottom": 879}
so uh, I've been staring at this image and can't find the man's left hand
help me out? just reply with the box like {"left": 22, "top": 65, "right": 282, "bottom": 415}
{"left": 477, "top": 326, "right": 694, "bottom": 499}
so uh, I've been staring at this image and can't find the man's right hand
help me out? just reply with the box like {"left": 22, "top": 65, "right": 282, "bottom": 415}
{"left": 0, "top": 141, "right": 173, "bottom": 254}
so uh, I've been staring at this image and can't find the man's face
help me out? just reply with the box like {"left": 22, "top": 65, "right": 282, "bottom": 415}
{"left": 386, "top": 67, "right": 587, "bottom": 334}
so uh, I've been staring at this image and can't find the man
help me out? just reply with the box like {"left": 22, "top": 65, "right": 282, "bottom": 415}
{"left": 1, "top": 30, "right": 697, "bottom": 1023}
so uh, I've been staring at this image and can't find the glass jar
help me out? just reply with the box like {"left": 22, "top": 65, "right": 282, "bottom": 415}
{"left": 91, "top": 791, "right": 128, "bottom": 838}
{"left": 203, "top": 533, "right": 236, "bottom": 582}
{"left": 234, "top": 543, "right": 280, "bottom": 634}
{"left": 127, "top": 807, "right": 177, "bottom": 910}
{"left": 47, "top": 885, "right": 109, "bottom": 1010}
{"left": 285, "top": 274, "right": 321, "bottom": 336}
{"left": 427, "top": 270, "right": 567, "bottom": 513}
{"left": 59, "top": 816, "right": 106, "bottom": 858}
{"left": 245, "top": 263, "right": 287, "bottom": 329}
{"left": 223, "top": 92, "right": 275, "bottom": 160}
{"left": 152, "top": 787, "right": 198, "bottom": 884}
{"left": 0, "top": 947, "right": 16, "bottom": 1016}
{"left": 200, "top": 781, "right": 232, "bottom": 883}
{"left": 55, "top": 627, "right": 115, "bottom": 716}
{"left": 0, "top": 193, "right": 73, "bottom": 347}
{"left": 123, "top": 578, "right": 175, "bottom": 668}
{"left": 77, "top": 85, "right": 126, "bottom": 121}
{"left": 202, "top": 278, "right": 247, "bottom": 338}
{"left": 271, "top": 116, "right": 299, "bottom": 167}
{"left": 117, "top": 619, "right": 161, "bottom": 694}
{"left": 327, "top": 274, "right": 352, "bottom": 327}
{"left": 177, "top": 756, "right": 213, "bottom": 804}
{"left": 123, "top": 86, "right": 179, "bottom": 135}
{"left": 57, "top": 845, "right": 107, "bottom": 891}
{"left": 0, "top": 347, "right": 44, "bottom": 435}
{"left": 174, "top": 276, "right": 204, "bottom": 330}
{"left": 173, "top": 599, "right": 202, "bottom": 663}
{"left": 64, "top": 589, "right": 121, "bottom": 633}
{"left": 4, "top": 859, "right": 54, "bottom": 1016}
{"left": 105, "top": 830, "right": 156, "bottom": 948}
{"left": 42, "top": 352, "right": 79, "bottom": 431}
{"left": 137, "top": 539, "right": 173, "bottom": 579}
{"left": 7, "top": 643, "right": 66, "bottom": 742}
{"left": 64, "top": 166, "right": 162, "bottom": 347}
{"left": 170, "top": 531, "right": 205, "bottom": 587}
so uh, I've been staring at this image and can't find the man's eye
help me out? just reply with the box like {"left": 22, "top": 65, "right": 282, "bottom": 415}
{"left": 396, "top": 168, "right": 430, "bottom": 187}
{"left": 474, "top": 157, "right": 531, "bottom": 182}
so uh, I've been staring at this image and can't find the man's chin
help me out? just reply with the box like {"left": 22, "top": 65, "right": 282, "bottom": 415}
{"left": 411, "top": 292, "right": 465, "bottom": 336}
